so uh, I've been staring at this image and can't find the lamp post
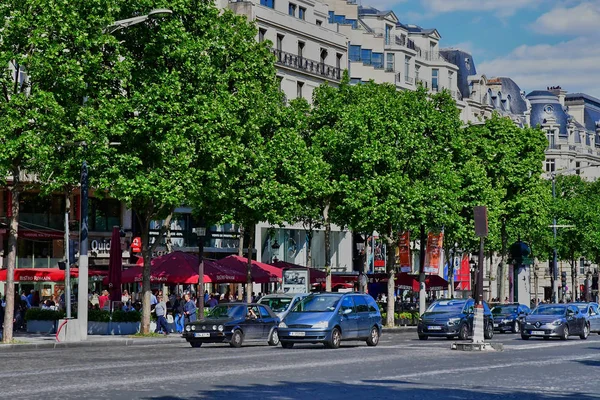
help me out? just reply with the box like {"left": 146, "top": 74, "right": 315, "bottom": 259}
{"left": 76, "top": 9, "right": 172, "bottom": 340}
{"left": 469, "top": 257, "right": 476, "bottom": 299}
{"left": 271, "top": 239, "right": 280, "bottom": 263}
{"left": 193, "top": 225, "right": 206, "bottom": 318}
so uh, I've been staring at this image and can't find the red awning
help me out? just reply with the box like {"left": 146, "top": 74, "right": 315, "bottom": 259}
{"left": 368, "top": 273, "right": 420, "bottom": 291}
{"left": 216, "top": 256, "right": 281, "bottom": 283}
{"left": 409, "top": 274, "right": 449, "bottom": 291}
{"left": 0, "top": 268, "right": 77, "bottom": 282}
{"left": 271, "top": 261, "right": 327, "bottom": 283}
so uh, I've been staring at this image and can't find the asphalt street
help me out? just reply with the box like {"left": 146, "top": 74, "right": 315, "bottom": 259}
{"left": 1, "top": 331, "right": 599, "bottom": 400}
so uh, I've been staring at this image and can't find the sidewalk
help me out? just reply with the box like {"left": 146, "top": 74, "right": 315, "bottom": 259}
{"left": 0, "top": 332, "right": 184, "bottom": 351}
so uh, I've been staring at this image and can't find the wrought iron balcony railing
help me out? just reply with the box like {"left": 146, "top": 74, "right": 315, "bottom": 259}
{"left": 271, "top": 48, "right": 341, "bottom": 81}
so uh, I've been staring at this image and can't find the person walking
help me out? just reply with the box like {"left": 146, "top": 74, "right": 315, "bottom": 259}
{"left": 183, "top": 293, "right": 197, "bottom": 324}
{"left": 173, "top": 293, "right": 184, "bottom": 333}
{"left": 154, "top": 295, "right": 169, "bottom": 335}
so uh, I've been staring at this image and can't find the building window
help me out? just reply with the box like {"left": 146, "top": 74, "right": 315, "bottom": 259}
{"left": 386, "top": 53, "right": 394, "bottom": 72}
{"left": 297, "top": 81, "right": 304, "bottom": 99}
{"left": 430, "top": 41, "right": 435, "bottom": 55}
{"left": 385, "top": 24, "right": 392, "bottom": 45}
{"left": 546, "top": 130, "right": 555, "bottom": 149}
{"left": 576, "top": 161, "right": 581, "bottom": 175}
{"left": 432, "top": 68, "right": 439, "bottom": 91}
{"left": 361, "top": 49, "right": 372, "bottom": 65}
{"left": 349, "top": 45, "right": 361, "bottom": 61}
{"left": 277, "top": 76, "right": 283, "bottom": 91}
{"left": 316, "top": 19, "right": 322, "bottom": 26}
{"left": 545, "top": 158, "right": 556, "bottom": 173}
{"left": 299, "top": 7, "right": 306, "bottom": 20}
{"left": 288, "top": 3, "right": 296, "bottom": 17}
{"left": 298, "top": 41, "right": 304, "bottom": 58}
{"left": 328, "top": 11, "right": 334, "bottom": 23}
{"left": 586, "top": 134, "right": 591, "bottom": 146}
{"left": 404, "top": 56, "right": 410, "bottom": 80}
{"left": 415, "top": 65, "right": 420, "bottom": 83}
{"left": 350, "top": 78, "right": 361, "bottom": 85}
{"left": 320, "top": 48, "right": 328, "bottom": 65}
{"left": 580, "top": 258, "right": 586, "bottom": 275}
{"left": 448, "top": 71, "right": 453, "bottom": 90}
{"left": 260, "top": 0, "right": 274, "bottom": 8}
{"left": 372, "top": 52, "right": 383, "bottom": 69}
{"left": 258, "top": 28, "right": 266, "bottom": 43}
{"left": 336, "top": 53, "right": 343, "bottom": 70}
{"left": 276, "top": 34, "right": 284, "bottom": 51}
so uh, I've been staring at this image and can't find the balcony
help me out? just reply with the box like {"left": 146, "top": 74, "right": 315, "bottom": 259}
{"left": 418, "top": 51, "right": 448, "bottom": 62}
{"left": 394, "top": 35, "right": 417, "bottom": 51}
{"left": 271, "top": 48, "right": 341, "bottom": 82}
{"left": 405, "top": 76, "right": 414, "bottom": 85}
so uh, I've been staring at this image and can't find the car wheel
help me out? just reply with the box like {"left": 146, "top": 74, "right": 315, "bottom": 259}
{"left": 189, "top": 341, "right": 202, "bottom": 348}
{"left": 268, "top": 329, "right": 280, "bottom": 346}
{"left": 580, "top": 324, "right": 590, "bottom": 340}
{"left": 230, "top": 329, "right": 244, "bottom": 348}
{"left": 458, "top": 324, "right": 469, "bottom": 340}
{"left": 513, "top": 321, "right": 520, "bottom": 333}
{"left": 520, "top": 334, "right": 530, "bottom": 340}
{"left": 418, "top": 334, "right": 428, "bottom": 340}
{"left": 366, "top": 326, "right": 380, "bottom": 347}
{"left": 325, "top": 328, "right": 341, "bottom": 349}
{"left": 281, "top": 341, "right": 294, "bottom": 349}
{"left": 484, "top": 323, "right": 494, "bottom": 340}
{"left": 560, "top": 325, "right": 569, "bottom": 340}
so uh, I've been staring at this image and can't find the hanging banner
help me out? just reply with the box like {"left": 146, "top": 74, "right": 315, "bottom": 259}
{"left": 397, "top": 231, "right": 412, "bottom": 273}
{"left": 423, "top": 231, "right": 444, "bottom": 274}
{"left": 454, "top": 255, "right": 471, "bottom": 291}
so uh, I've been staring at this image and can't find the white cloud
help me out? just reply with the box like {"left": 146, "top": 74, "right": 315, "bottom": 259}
{"left": 444, "top": 41, "right": 485, "bottom": 57}
{"left": 533, "top": 2, "right": 600, "bottom": 36}
{"left": 479, "top": 36, "right": 600, "bottom": 98}
{"left": 420, "top": 0, "right": 542, "bottom": 17}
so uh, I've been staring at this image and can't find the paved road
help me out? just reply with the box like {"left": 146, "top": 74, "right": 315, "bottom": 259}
{"left": 1, "top": 331, "right": 600, "bottom": 400}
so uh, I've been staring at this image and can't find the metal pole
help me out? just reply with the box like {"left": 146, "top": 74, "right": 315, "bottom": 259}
{"left": 197, "top": 235, "right": 204, "bottom": 318}
{"left": 477, "top": 237, "right": 484, "bottom": 305}
{"left": 552, "top": 175, "right": 559, "bottom": 303}
{"left": 78, "top": 161, "right": 89, "bottom": 339}
{"left": 65, "top": 211, "right": 71, "bottom": 319}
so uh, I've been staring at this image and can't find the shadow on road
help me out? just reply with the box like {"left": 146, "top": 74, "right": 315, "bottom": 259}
{"left": 142, "top": 380, "right": 600, "bottom": 400}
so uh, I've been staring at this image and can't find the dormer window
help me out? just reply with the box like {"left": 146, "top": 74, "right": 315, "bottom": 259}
{"left": 506, "top": 95, "right": 511, "bottom": 112}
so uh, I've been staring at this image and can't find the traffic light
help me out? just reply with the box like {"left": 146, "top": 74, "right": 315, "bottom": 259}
{"left": 69, "top": 239, "right": 78, "bottom": 266}
{"left": 561, "top": 271, "right": 567, "bottom": 288}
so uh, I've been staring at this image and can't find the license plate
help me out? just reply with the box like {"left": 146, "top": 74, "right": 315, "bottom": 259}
{"left": 427, "top": 326, "right": 442, "bottom": 330}
{"left": 194, "top": 332, "right": 210, "bottom": 338}
{"left": 493, "top": 324, "right": 499, "bottom": 328}
{"left": 289, "top": 331, "right": 306, "bottom": 337}
{"left": 531, "top": 330, "right": 545, "bottom": 335}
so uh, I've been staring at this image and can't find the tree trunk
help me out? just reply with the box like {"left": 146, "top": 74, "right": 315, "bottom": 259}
{"left": 498, "top": 222, "right": 507, "bottom": 302}
{"left": 238, "top": 226, "right": 244, "bottom": 257}
{"left": 571, "top": 257, "right": 577, "bottom": 301}
{"left": 418, "top": 225, "right": 426, "bottom": 316}
{"left": 2, "top": 168, "right": 19, "bottom": 343}
{"left": 324, "top": 204, "right": 331, "bottom": 292}
{"left": 246, "top": 225, "right": 255, "bottom": 303}
{"left": 306, "top": 223, "right": 313, "bottom": 269}
{"left": 384, "top": 228, "right": 396, "bottom": 327}
{"left": 140, "top": 214, "right": 152, "bottom": 334}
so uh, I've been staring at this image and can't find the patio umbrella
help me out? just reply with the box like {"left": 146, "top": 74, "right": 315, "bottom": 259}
{"left": 106, "top": 226, "right": 123, "bottom": 302}
{"left": 216, "top": 255, "right": 281, "bottom": 284}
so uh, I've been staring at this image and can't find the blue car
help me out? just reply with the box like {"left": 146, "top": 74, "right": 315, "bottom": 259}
{"left": 278, "top": 293, "right": 382, "bottom": 349}
{"left": 418, "top": 299, "right": 494, "bottom": 340}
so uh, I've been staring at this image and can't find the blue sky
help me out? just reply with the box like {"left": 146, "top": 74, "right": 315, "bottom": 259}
{"left": 366, "top": 0, "right": 600, "bottom": 98}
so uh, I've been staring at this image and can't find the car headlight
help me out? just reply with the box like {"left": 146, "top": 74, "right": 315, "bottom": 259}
{"left": 447, "top": 318, "right": 461, "bottom": 326}
{"left": 551, "top": 319, "right": 563, "bottom": 326}
{"left": 212, "top": 325, "right": 217, "bottom": 331}
{"left": 278, "top": 322, "right": 287, "bottom": 328}
{"left": 312, "top": 321, "right": 329, "bottom": 329}
{"left": 191, "top": 325, "right": 196, "bottom": 331}
{"left": 185, "top": 325, "right": 191, "bottom": 332}
{"left": 218, "top": 325, "right": 224, "bottom": 332}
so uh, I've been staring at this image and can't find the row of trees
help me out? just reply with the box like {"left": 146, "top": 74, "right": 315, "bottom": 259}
{"left": 0, "top": 0, "right": 563, "bottom": 337}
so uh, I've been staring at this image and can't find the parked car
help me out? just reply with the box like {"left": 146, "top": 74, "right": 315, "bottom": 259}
{"left": 278, "top": 293, "right": 382, "bottom": 349}
{"left": 417, "top": 299, "right": 494, "bottom": 340}
{"left": 258, "top": 293, "right": 308, "bottom": 321}
{"left": 182, "top": 303, "right": 280, "bottom": 348}
{"left": 521, "top": 304, "right": 589, "bottom": 340}
{"left": 571, "top": 302, "right": 600, "bottom": 334}
{"left": 491, "top": 303, "right": 530, "bottom": 333}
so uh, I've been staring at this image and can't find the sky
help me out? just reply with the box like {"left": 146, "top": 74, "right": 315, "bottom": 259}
{"left": 364, "top": 0, "right": 600, "bottom": 98}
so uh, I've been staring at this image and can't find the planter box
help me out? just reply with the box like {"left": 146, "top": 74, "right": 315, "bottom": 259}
{"left": 109, "top": 322, "right": 141, "bottom": 335}
{"left": 88, "top": 321, "right": 110, "bottom": 335}
{"left": 27, "top": 320, "right": 56, "bottom": 334}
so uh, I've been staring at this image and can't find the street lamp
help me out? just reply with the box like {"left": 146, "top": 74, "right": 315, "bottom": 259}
{"left": 469, "top": 257, "right": 477, "bottom": 299}
{"left": 76, "top": 9, "right": 173, "bottom": 341}
{"left": 271, "top": 239, "right": 280, "bottom": 263}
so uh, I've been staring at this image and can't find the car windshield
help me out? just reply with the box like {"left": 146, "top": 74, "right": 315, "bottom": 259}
{"left": 207, "top": 305, "right": 245, "bottom": 319}
{"left": 425, "top": 301, "right": 467, "bottom": 313}
{"left": 292, "top": 295, "right": 342, "bottom": 312}
{"left": 491, "top": 305, "right": 518, "bottom": 315}
{"left": 575, "top": 305, "right": 588, "bottom": 312}
{"left": 531, "top": 306, "right": 566, "bottom": 316}
{"left": 259, "top": 297, "right": 292, "bottom": 313}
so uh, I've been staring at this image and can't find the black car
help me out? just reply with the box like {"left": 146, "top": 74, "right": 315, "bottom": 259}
{"left": 418, "top": 299, "right": 494, "bottom": 340}
{"left": 521, "top": 304, "right": 589, "bottom": 340}
{"left": 183, "top": 303, "right": 280, "bottom": 348}
{"left": 491, "top": 303, "right": 530, "bottom": 333}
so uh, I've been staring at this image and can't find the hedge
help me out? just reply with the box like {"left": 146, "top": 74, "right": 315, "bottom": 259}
{"left": 25, "top": 308, "right": 65, "bottom": 321}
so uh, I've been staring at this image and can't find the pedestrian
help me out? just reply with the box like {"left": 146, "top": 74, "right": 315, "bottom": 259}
{"left": 183, "top": 293, "right": 197, "bottom": 324}
{"left": 99, "top": 290, "right": 110, "bottom": 310}
{"left": 174, "top": 293, "right": 184, "bottom": 333}
{"left": 204, "top": 290, "right": 209, "bottom": 305}
{"left": 121, "top": 290, "right": 131, "bottom": 304}
{"left": 207, "top": 294, "right": 218, "bottom": 308}
{"left": 154, "top": 295, "right": 169, "bottom": 335}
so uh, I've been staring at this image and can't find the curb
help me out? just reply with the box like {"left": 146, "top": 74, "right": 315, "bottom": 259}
{"left": 0, "top": 337, "right": 185, "bottom": 351}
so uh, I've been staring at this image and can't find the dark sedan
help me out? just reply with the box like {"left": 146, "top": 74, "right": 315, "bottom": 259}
{"left": 491, "top": 303, "right": 530, "bottom": 333}
{"left": 521, "top": 304, "right": 589, "bottom": 340}
{"left": 571, "top": 302, "right": 600, "bottom": 334}
{"left": 182, "top": 303, "right": 280, "bottom": 348}
{"left": 418, "top": 299, "right": 494, "bottom": 340}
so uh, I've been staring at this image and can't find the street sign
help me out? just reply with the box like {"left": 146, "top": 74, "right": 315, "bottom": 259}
{"left": 474, "top": 206, "right": 488, "bottom": 237}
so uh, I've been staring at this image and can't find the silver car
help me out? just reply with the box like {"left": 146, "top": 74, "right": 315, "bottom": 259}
{"left": 258, "top": 293, "right": 308, "bottom": 321}
{"left": 521, "top": 304, "right": 589, "bottom": 340}
{"left": 571, "top": 302, "right": 600, "bottom": 334}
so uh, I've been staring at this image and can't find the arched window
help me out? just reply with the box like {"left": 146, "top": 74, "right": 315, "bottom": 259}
{"left": 496, "top": 92, "right": 501, "bottom": 108}
{"left": 506, "top": 95, "right": 511, "bottom": 112}
{"left": 487, "top": 89, "right": 493, "bottom": 106}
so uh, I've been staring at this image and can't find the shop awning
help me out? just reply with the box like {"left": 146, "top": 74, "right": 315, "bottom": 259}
{"left": 368, "top": 273, "right": 420, "bottom": 291}
{"left": 271, "top": 261, "right": 327, "bottom": 283}
{"left": 409, "top": 274, "right": 449, "bottom": 291}
{"left": 216, "top": 255, "right": 281, "bottom": 283}
{"left": 0, "top": 268, "right": 77, "bottom": 282}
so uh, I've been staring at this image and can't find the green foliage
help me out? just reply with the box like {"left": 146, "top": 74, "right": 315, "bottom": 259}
{"left": 88, "top": 309, "right": 111, "bottom": 322}
{"left": 24, "top": 308, "right": 65, "bottom": 321}
{"left": 111, "top": 310, "right": 141, "bottom": 323}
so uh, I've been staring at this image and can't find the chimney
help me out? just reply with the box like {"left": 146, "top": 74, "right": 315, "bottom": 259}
{"left": 549, "top": 86, "right": 567, "bottom": 107}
